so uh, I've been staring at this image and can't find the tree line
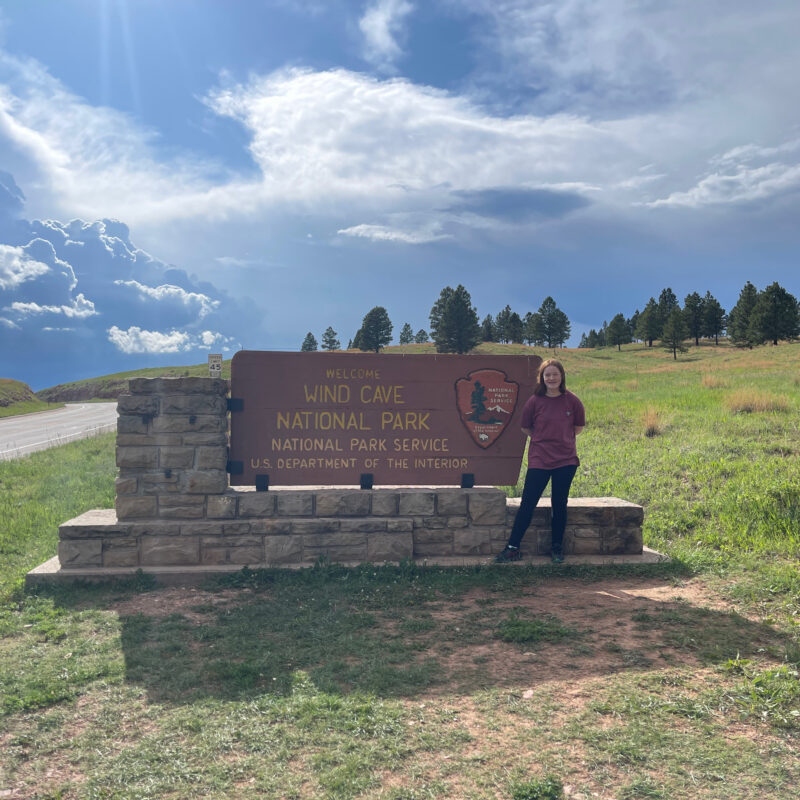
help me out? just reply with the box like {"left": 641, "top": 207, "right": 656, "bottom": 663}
{"left": 301, "top": 280, "right": 799, "bottom": 356}
{"left": 580, "top": 281, "right": 799, "bottom": 359}
{"left": 300, "top": 285, "right": 571, "bottom": 354}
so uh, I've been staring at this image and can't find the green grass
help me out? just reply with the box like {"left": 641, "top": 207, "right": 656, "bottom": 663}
{"left": 0, "top": 378, "right": 62, "bottom": 417}
{"left": 511, "top": 776, "right": 564, "bottom": 799}
{"left": 496, "top": 612, "right": 575, "bottom": 644}
{"left": 2, "top": 341, "right": 800, "bottom": 799}
{"left": 0, "top": 433, "right": 115, "bottom": 600}
{"left": 0, "top": 399, "right": 64, "bottom": 418}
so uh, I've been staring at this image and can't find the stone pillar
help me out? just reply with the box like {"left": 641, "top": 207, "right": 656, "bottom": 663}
{"left": 115, "top": 377, "right": 229, "bottom": 520}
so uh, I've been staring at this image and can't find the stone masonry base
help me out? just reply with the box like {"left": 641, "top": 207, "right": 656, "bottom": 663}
{"left": 26, "top": 489, "right": 648, "bottom": 586}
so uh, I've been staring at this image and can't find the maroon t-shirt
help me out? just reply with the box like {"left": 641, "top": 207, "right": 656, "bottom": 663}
{"left": 519, "top": 390, "right": 586, "bottom": 469}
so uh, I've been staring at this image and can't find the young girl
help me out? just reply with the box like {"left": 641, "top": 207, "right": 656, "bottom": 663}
{"left": 496, "top": 359, "right": 585, "bottom": 563}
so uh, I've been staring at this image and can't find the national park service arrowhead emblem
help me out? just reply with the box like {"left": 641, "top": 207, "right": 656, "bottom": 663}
{"left": 455, "top": 369, "right": 519, "bottom": 449}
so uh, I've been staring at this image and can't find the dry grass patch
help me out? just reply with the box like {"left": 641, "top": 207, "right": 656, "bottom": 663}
{"left": 724, "top": 389, "right": 790, "bottom": 414}
{"left": 701, "top": 373, "right": 727, "bottom": 389}
{"left": 640, "top": 406, "right": 662, "bottom": 437}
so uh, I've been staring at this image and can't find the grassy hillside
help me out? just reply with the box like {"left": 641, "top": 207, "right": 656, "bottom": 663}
{"left": 2, "top": 340, "right": 799, "bottom": 799}
{"left": 0, "top": 378, "right": 62, "bottom": 418}
{"left": 35, "top": 362, "right": 233, "bottom": 402}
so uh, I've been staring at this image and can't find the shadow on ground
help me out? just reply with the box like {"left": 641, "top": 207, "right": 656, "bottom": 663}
{"left": 47, "top": 562, "right": 788, "bottom": 705}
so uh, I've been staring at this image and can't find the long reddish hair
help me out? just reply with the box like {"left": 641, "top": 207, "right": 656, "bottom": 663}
{"left": 533, "top": 359, "right": 567, "bottom": 396}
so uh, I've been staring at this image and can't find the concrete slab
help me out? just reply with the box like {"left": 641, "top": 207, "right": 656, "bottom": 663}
{"left": 25, "top": 547, "right": 669, "bottom": 589}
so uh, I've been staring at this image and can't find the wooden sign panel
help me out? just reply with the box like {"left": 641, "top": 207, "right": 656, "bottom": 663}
{"left": 229, "top": 351, "right": 541, "bottom": 487}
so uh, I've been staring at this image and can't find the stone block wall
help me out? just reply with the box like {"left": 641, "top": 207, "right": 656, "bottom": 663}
{"left": 53, "top": 377, "right": 645, "bottom": 575}
{"left": 505, "top": 497, "right": 644, "bottom": 556}
{"left": 115, "top": 377, "right": 229, "bottom": 520}
{"left": 58, "top": 490, "right": 644, "bottom": 570}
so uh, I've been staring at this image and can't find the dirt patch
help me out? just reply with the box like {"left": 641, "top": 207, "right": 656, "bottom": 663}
{"left": 398, "top": 577, "right": 781, "bottom": 695}
{"left": 101, "top": 576, "right": 782, "bottom": 700}
{"left": 110, "top": 586, "right": 245, "bottom": 623}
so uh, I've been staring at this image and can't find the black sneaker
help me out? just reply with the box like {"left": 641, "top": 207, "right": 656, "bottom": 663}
{"left": 495, "top": 545, "right": 522, "bottom": 563}
{"left": 551, "top": 551, "right": 564, "bottom": 564}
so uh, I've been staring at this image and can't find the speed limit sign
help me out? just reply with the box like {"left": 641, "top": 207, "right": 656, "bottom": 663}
{"left": 208, "top": 354, "right": 223, "bottom": 378}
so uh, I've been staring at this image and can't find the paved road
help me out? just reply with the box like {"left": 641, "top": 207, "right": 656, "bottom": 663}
{"left": 0, "top": 402, "right": 118, "bottom": 460}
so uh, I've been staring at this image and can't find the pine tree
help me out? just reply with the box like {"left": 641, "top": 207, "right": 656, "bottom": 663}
{"left": 657, "top": 287, "right": 679, "bottom": 335}
{"left": 507, "top": 312, "right": 524, "bottom": 344}
{"left": 538, "top": 296, "right": 571, "bottom": 348}
{"left": 358, "top": 307, "right": 393, "bottom": 352}
{"left": 523, "top": 312, "right": 545, "bottom": 346}
{"left": 414, "top": 329, "right": 429, "bottom": 343}
{"left": 429, "top": 287, "right": 455, "bottom": 343}
{"left": 661, "top": 307, "right": 689, "bottom": 360}
{"left": 635, "top": 298, "right": 660, "bottom": 347}
{"left": 431, "top": 284, "right": 480, "bottom": 353}
{"left": 480, "top": 314, "right": 496, "bottom": 342}
{"left": 301, "top": 332, "right": 318, "bottom": 351}
{"left": 399, "top": 322, "right": 414, "bottom": 345}
{"left": 606, "top": 313, "right": 630, "bottom": 351}
{"left": 494, "top": 305, "right": 513, "bottom": 343}
{"left": 628, "top": 309, "right": 640, "bottom": 342}
{"left": 682, "top": 292, "right": 705, "bottom": 346}
{"left": 702, "top": 291, "right": 726, "bottom": 344}
{"left": 554, "top": 311, "right": 571, "bottom": 347}
{"left": 748, "top": 282, "right": 800, "bottom": 345}
{"left": 727, "top": 281, "right": 760, "bottom": 347}
{"left": 321, "top": 326, "right": 340, "bottom": 351}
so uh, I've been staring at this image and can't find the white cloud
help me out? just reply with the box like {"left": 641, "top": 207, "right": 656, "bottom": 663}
{"left": 0, "top": 209, "right": 253, "bottom": 384}
{"left": 359, "top": 0, "right": 414, "bottom": 71}
{"left": 648, "top": 163, "right": 800, "bottom": 209}
{"left": 113, "top": 279, "right": 220, "bottom": 317}
{"left": 338, "top": 222, "right": 451, "bottom": 244}
{"left": 647, "top": 135, "right": 800, "bottom": 209}
{"left": 450, "top": 0, "right": 800, "bottom": 118}
{"left": 1, "top": 1, "right": 798, "bottom": 241}
{"left": 106, "top": 325, "right": 234, "bottom": 354}
{"left": 8, "top": 292, "right": 96, "bottom": 318}
{"left": 206, "top": 68, "right": 630, "bottom": 203}
{"left": 215, "top": 256, "right": 256, "bottom": 268}
{"left": 0, "top": 243, "right": 49, "bottom": 289}
{"left": 0, "top": 50, "right": 242, "bottom": 225}
{"left": 107, "top": 325, "right": 192, "bottom": 354}
{"left": 711, "top": 139, "right": 800, "bottom": 168}
{"left": 198, "top": 330, "right": 236, "bottom": 350}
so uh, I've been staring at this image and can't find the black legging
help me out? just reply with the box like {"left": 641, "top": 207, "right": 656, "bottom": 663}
{"left": 507, "top": 464, "right": 578, "bottom": 552}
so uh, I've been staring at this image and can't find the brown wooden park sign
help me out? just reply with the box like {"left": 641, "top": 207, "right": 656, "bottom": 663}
{"left": 228, "top": 351, "right": 542, "bottom": 488}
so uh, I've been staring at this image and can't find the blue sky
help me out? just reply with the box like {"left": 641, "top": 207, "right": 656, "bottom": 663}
{"left": 1, "top": 0, "right": 799, "bottom": 389}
